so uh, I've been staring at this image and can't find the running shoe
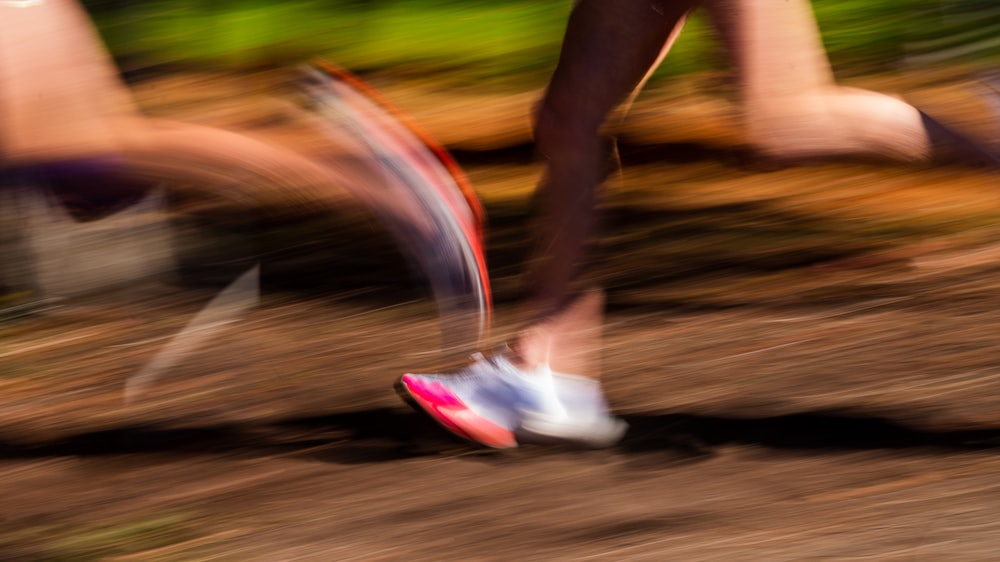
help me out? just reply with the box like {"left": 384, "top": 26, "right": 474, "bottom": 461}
{"left": 397, "top": 349, "right": 627, "bottom": 448}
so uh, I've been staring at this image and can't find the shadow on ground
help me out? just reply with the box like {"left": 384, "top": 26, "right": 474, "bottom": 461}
{"left": 2, "top": 408, "right": 998, "bottom": 466}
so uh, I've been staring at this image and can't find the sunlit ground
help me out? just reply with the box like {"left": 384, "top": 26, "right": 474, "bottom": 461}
{"left": 2, "top": 56, "right": 1000, "bottom": 558}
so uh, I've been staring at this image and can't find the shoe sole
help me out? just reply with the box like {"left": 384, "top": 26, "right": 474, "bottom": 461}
{"left": 520, "top": 412, "right": 628, "bottom": 449}
{"left": 396, "top": 374, "right": 518, "bottom": 449}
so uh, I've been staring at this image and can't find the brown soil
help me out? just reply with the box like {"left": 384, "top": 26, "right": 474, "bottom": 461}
{"left": 3, "top": 67, "right": 1000, "bottom": 561}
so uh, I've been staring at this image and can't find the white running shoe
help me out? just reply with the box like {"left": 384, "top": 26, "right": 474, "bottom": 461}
{"left": 397, "top": 349, "right": 627, "bottom": 448}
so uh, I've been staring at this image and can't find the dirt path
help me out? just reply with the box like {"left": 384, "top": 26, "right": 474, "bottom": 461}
{"left": 2, "top": 69, "right": 1000, "bottom": 560}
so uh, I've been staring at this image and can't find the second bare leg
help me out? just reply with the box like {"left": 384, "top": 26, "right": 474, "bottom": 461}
{"left": 705, "top": 0, "right": 996, "bottom": 165}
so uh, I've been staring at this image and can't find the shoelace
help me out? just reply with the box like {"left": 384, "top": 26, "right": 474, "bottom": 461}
{"left": 477, "top": 351, "right": 570, "bottom": 418}
{"left": 440, "top": 351, "right": 516, "bottom": 387}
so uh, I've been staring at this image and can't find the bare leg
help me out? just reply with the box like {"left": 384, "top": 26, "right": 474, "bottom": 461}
{"left": 703, "top": 0, "right": 995, "bottom": 165}
{"left": 119, "top": 121, "right": 366, "bottom": 215}
{"left": 516, "top": 0, "right": 698, "bottom": 375}
{"left": 1, "top": 1, "right": 443, "bottom": 234}
{"left": 0, "top": 0, "right": 139, "bottom": 166}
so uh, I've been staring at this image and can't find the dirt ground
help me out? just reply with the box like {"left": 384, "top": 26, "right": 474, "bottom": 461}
{"left": 3, "top": 68, "right": 1000, "bottom": 560}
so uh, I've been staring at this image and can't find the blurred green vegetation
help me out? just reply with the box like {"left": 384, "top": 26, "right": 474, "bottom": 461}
{"left": 81, "top": 0, "right": 1000, "bottom": 85}
{"left": 0, "top": 512, "right": 201, "bottom": 561}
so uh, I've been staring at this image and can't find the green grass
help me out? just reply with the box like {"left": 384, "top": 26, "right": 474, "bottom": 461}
{"left": 85, "top": 0, "right": 1000, "bottom": 84}
{"left": 90, "top": 1, "right": 569, "bottom": 85}
{"left": 0, "top": 512, "right": 202, "bottom": 561}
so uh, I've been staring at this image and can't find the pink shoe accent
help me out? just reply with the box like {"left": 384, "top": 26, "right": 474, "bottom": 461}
{"left": 401, "top": 374, "right": 517, "bottom": 448}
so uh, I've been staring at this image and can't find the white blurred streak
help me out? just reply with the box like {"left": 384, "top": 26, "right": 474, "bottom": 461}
{"left": 124, "top": 265, "right": 259, "bottom": 404}
{"left": 25, "top": 184, "right": 175, "bottom": 298}
{"left": 300, "top": 64, "right": 491, "bottom": 346}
